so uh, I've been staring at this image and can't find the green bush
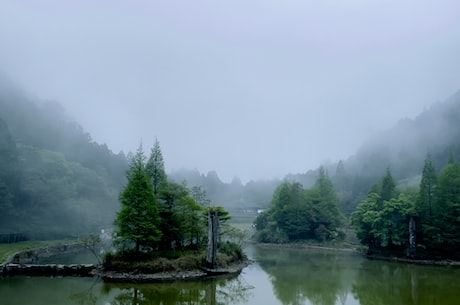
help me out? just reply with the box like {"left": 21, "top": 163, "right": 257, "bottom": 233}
{"left": 103, "top": 251, "right": 206, "bottom": 273}
{"left": 218, "top": 241, "right": 244, "bottom": 261}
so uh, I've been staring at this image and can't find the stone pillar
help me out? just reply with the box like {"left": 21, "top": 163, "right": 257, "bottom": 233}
{"left": 206, "top": 209, "right": 219, "bottom": 269}
{"left": 409, "top": 216, "right": 416, "bottom": 257}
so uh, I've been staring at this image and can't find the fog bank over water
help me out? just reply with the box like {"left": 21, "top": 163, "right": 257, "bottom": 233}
{"left": 1, "top": 0, "right": 460, "bottom": 182}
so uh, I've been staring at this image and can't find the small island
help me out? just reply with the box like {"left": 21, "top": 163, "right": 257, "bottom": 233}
{"left": 94, "top": 141, "right": 249, "bottom": 282}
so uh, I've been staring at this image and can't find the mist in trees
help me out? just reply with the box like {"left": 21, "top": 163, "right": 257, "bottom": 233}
{"left": 1, "top": 76, "right": 460, "bottom": 258}
{"left": 0, "top": 83, "right": 128, "bottom": 239}
{"left": 352, "top": 154, "right": 460, "bottom": 258}
{"left": 169, "top": 168, "right": 280, "bottom": 211}
{"left": 254, "top": 167, "right": 345, "bottom": 243}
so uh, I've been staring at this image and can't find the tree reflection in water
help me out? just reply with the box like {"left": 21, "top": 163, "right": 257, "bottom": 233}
{"left": 352, "top": 260, "right": 460, "bottom": 305}
{"left": 101, "top": 274, "right": 252, "bottom": 305}
{"left": 255, "top": 246, "right": 359, "bottom": 305}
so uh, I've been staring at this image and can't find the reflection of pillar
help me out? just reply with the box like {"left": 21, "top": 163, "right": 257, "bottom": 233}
{"left": 410, "top": 266, "right": 418, "bottom": 305}
{"left": 206, "top": 209, "right": 218, "bottom": 269}
{"left": 205, "top": 280, "right": 217, "bottom": 305}
{"left": 132, "top": 288, "right": 138, "bottom": 305}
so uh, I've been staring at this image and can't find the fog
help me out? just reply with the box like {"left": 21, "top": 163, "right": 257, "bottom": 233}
{"left": 1, "top": 0, "right": 460, "bottom": 182}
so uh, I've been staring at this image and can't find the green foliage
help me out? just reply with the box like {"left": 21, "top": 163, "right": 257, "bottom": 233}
{"left": 351, "top": 193, "right": 380, "bottom": 247}
{"left": 432, "top": 161, "right": 460, "bottom": 251}
{"left": 114, "top": 145, "right": 162, "bottom": 254}
{"left": 146, "top": 138, "right": 167, "bottom": 195}
{"left": 157, "top": 181, "right": 207, "bottom": 250}
{"left": 0, "top": 91, "right": 128, "bottom": 239}
{"left": 352, "top": 191, "right": 413, "bottom": 251}
{"left": 103, "top": 251, "right": 203, "bottom": 273}
{"left": 254, "top": 169, "right": 345, "bottom": 243}
{"left": 415, "top": 154, "right": 438, "bottom": 247}
{"left": 218, "top": 241, "right": 244, "bottom": 261}
{"left": 220, "top": 226, "right": 249, "bottom": 246}
{"left": 380, "top": 168, "right": 397, "bottom": 203}
{"left": 351, "top": 169, "right": 408, "bottom": 251}
{"left": 353, "top": 159, "right": 460, "bottom": 258}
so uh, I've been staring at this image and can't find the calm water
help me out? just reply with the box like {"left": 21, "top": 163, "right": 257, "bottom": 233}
{"left": 2, "top": 245, "right": 460, "bottom": 305}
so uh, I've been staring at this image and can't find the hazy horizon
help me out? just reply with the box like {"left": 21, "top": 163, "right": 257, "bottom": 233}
{"left": 1, "top": 0, "right": 460, "bottom": 182}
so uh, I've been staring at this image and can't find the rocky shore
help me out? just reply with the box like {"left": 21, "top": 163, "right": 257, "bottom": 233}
{"left": 1, "top": 263, "right": 96, "bottom": 276}
{"left": 92, "top": 259, "right": 251, "bottom": 283}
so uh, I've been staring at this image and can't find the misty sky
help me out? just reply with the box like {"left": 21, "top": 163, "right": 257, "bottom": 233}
{"left": 1, "top": 0, "right": 460, "bottom": 182}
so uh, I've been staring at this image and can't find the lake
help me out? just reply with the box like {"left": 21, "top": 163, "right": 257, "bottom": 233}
{"left": 1, "top": 244, "right": 460, "bottom": 305}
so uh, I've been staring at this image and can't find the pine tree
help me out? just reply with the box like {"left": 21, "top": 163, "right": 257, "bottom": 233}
{"left": 416, "top": 154, "right": 438, "bottom": 247}
{"left": 146, "top": 138, "right": 167, "bottom": 195}
{"left": 435, "top": 160, "right": 460, "bottom": 251}
{"left": 114, "top": 145, "right": 162, "bottom": 255}
{"left": 314, "top": 166, "right": 343, "bottom": 230}
{"left": 380, "top": 168, "right": 397, "bottom": 204}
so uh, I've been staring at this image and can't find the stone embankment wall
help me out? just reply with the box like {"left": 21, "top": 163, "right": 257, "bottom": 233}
{"left": 1, "top": 263, "right": 96, "bottom": 276}
{"left": 7, "top": 244, "right": 85, "bottom": 264}
{"left": 0, "top": 244, "right": 97, "bottom": 277}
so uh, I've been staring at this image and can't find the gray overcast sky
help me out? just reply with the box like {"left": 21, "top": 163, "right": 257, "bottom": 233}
{"left": 1, "top": 0, "right": 460, "bottom": 182}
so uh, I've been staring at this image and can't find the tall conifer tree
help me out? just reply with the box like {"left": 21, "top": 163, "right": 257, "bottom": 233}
{"left": 114, "top": 145, "right": 161, "bottom": 255}
{"left": 146, "top": 138, "right": 167, "bottom": 195}
{"left": 416, "top": 154, "right": 437, "bottom": 231}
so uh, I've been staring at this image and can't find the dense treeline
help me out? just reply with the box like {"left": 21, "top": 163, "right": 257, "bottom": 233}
{"left": 0, "top": 83, "right": 128, "bottom": 239}
{"left": 352, "top": 155, "right": 460, "bottom": 259}
{"left": 254, "top": 167, "right": 345, "bottom": 243}
{"left": 113, "top": 141, "right": 232, "bottom": 256}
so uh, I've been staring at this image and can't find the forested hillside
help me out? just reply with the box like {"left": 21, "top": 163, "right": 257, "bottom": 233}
{"left": 0, "top": 82, "right": 128, "bottom": 240}
{"left": 2, "top": 77, "right": 459, "bottom": 246}
{"left": 286, "top": 90, "right": 460, "bottom": 216}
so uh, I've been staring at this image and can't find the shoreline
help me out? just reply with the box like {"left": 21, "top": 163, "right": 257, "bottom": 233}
{"left": 255, "top": 243, "right": 460, "bottom": 267}
{"left": 366, "top": 254, "right": 460, "bottom": 267}
{"left": 1, "top": 243, "right": 251, "bottom": 281}
{"left": 255, "top": 242, "right": 361, "bottom": 253}
{"left": 93, "top": 259, "right": 251, "bottom": 283}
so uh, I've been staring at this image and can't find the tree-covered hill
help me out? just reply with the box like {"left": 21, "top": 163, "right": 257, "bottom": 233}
{"left": 351, "top": 90, "right": 460, "bottom": 179}
{"left": 0, "top": 82, "right": 128, "bottom": 240}
{"left": 345, "top": 90, "right": 460, "bottom": 210}
{"left": 285, "top": 90, "right": 460, "bottom": 215}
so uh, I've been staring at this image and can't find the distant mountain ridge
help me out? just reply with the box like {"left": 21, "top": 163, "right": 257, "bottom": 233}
{"left": 0, "top": 80, "right": 128, "bottom": 238}
{"left": 283, "top": 89, "right": 460, "bottom": 214}
{"left": 350, "top": 89, "right": 460, "bottom": 178}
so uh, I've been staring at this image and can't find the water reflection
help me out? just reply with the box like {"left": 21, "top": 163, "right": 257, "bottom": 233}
{"left": 101, "top": 275, "right": 252, "bottom": 305}
{"left": 352, "top": 259, "right": 460, "bottom": 305}
{"left": 4, "top": 247, "right": 460, "bottom": 305}
{"left": 254, "top": 246, "right": 361, "bottom": 305}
